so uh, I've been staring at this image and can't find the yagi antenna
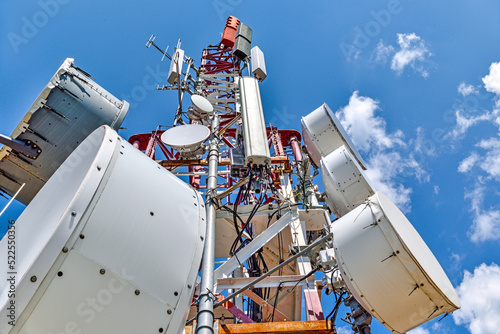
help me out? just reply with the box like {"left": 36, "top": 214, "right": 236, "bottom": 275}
{"left": 146, "top": 34, "right": 171, "bottom": 61}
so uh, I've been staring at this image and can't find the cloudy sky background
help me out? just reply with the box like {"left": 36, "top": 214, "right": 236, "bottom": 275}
{"left": 1, "top": 1, "right": 500, "bottom": 333}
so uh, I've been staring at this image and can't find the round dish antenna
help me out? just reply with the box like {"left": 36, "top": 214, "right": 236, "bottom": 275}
{"left": 331, "top": 192, "right": 460, "bottom": 333}
{"left": 320, "top": 145, "right": 375, "bottom": 217}
{"left": 301, "top": 103, "right": 366, "bottom": 169}
{"left": 0, "top": 126, "right": 206, "bottom": 334}
{"left": 161, "top": 124, "right": 210, "bottom": 157}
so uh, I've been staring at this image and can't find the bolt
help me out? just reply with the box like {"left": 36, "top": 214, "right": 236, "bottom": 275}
{"left": 97, "top": 166, "right": 101, "bottom": 171}
{"left": 79, "top": 234, "right": 85, "bottom": 239}
{"left": 71, "top": 211, "right": 76, "bottom": 217}
{"left": 135, "top": 289, "right": 140, "bottom": 295}
{"left": 30, "top": 276, "right": 37, "bottom": 282}
{"left": 200, "top": 236, "right": 204, "bottom": 241}
{"left": 167, "top": 309, "right": 172, "bottom": 315}
{"left": 150, "top": 212, "right": 154, "bottom": 216}
{"left": 174, "top": 291, "right": 178, "bottom": 296}
{"left": 62, "top": 247, "right": 68, "bottom": 253}
{"left": 57, "top": 271, "right": 63, "bottom": 277}
{"left": 187, "top": 284, "right": 192, "bottom": 289}
{"left": 100, "top": 269, "right": 106, "bottom": 275}
{"left": 159, "top": 329, "right": 164, "bottom": 333}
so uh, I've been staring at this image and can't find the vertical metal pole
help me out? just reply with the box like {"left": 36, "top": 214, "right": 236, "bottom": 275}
{"left": 196, "top": 114, "right": 220, "bottom": 334}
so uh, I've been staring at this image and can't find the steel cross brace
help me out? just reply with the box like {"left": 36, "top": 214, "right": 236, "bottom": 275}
{"left": 213, "top": 209, "right": 299, "bottom": 283}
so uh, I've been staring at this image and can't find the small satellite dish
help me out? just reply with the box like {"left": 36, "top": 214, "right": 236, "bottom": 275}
{"left": 161, "top": 124, "right": 210, "bottom": 157}
{"left": 320, "top": 145, "right": 375, "bottom": 217}
{"left": 331, "top": 192, "right": 460, "bottom": 333}
{"left": 301, "top": 103, "right": 366, "bottom": 169}
{"left": 0, "top": 126, "right": 206, "bottom": 334}
{"left": 190, "top": 94, "right": 214, "bottom": 119}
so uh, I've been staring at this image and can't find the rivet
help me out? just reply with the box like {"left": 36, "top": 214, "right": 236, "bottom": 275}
{"left": 62, "top": 247, "right": 68, "bottom": 253}
{"left": 187, "top": 284, "right": 192, "bottom": 289}
{"left": 135, "top": 289, "right": 140, "bottom": 295}
{"left": 167, "top": 309, "right": 172, "bottom": 315}
{"left": 109, "top": 139, "right": 112, "bottom": 142}
{"left": 159, "top": 328, "right": 164, "bottom": 333}
{"left": 200, "top": 236, "right": 204, "bottom": 241}
{"left": 174, "top": 291, "right": 179, "bottom": 296}
{"left": 396, "top": 250, "right": 400, "bottom": 254}
{"left": 100, "top": 269, "right": 106, "bottom": 275}
{"left": 150, "top": 211, "right": 154, "bottom": 216}
{"left": 30, "top": 276, "right": 37, "bottom": 282}
{"left": 97, "top": 166, "right": 101, "bottom": 171}
{"left": 194, "top": 203, "right": 197, "bottom": 206}
{"left": 79, "top": 234, "right": 85, "bottom": 239}
{"left": 57, "top": 271, "right": 63, "bottom": 277}
{"left": 71, "top": 211, "right": 76, "bottom": 217}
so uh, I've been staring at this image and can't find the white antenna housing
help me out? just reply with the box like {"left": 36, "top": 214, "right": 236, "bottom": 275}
{"left": 167, "top": 48, "right": 184, "bottom": 85}
{"left": 331, "top": 192, "right": 460, "bottom": 333}
{"left": 251, "top": 46, "right": 267, "bottom": 81}
{"left": 320, "top": 145, "right": 375, "bottom": 217}
{"left": 0, "top": 126, "right": 206, "bottom": 334}
{"left": 161, "top": 124, "right": 210, "bottom": 158}
{"left": 239, "top": 76, "right": 271, "bottom": 166}
{"left": 301, "top": 103, "right": 366, "bottom": 169}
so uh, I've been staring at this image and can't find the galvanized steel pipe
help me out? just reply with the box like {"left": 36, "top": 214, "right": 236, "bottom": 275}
{"left": 196, "top": 115, "right": 220, "bottom": 334}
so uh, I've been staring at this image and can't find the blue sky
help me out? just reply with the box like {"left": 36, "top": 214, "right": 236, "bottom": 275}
{"left": 1, "top": 1, "right": 500, "bottom": 333}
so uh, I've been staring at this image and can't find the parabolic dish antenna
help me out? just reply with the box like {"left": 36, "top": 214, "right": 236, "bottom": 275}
{"left": 0, "top": 125, "right": 206, "bottom": 334}
{"left": 301, "top": 103, "right": 366, "bottom": 169}
{"left": 161, "top": 124, "right": 210, "bottom": 155}
{"left": 331, "top": 192, "right": 460, "bottom": 333}
{"left": 320, "top": 145, "right": 375, "bottom": 217}
{"left": 191, "top": 94, "right": 214, "bottom": 114}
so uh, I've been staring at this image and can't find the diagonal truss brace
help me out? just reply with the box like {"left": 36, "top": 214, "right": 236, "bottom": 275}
{"left": 214, "top": 209, "right": 299, "bottom": 283}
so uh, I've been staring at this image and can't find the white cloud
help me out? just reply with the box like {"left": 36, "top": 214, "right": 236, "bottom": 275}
{"left": 446, "top": 110, "right": 495, "bottom": 140}
{"left": 373, "top": 40, "right": 395, "bottom": 64}
{"left": 465, "top": 185, "right": 500, "bottom": 243}
{"left": 458, "top": 152, "right": 479, "bottom": 173}
{"left": 458, "top": 82, "right": 479, "bottom": 97}
{"left": 364, "top": 151, "right": 413, "bottom": 212}
{"left": 336, "top": 91, "right": 430, "bottom": 212}
{"left": 433, "top": 185, "right": 440, "bottom": 194}
{"left": 408, "top": 327, "right": 429, "bottom": 334}
{"left": 335, "top": 326, "right": 351, "bottom": 334}
{"left": 453, "top": 263, "right": 500, "bottom": 334}
{"left": 476, "top": 138, "right": 500, "bottom": 180}
{"left": 335, "top": 91, "right": 404, "bottom": 152}
{"left": 482, "top": 62, "right": 500, "bottom": 95}
{"left": 450, "top": 252, "right": 465, "bottom": 272}
{"left": 390, "top": 33, "right": 431, "bottom": 77}
{"left": 459, "top": 138, "right": 500, "bottom": 180}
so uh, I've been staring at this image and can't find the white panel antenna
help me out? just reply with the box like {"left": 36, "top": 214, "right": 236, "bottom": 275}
{"left": 168, "top": 48, "right": 184, "bottom": 85}
{"left": 239, "top": 76, "right": 271, "bottom": 166}
{"left": 251, "top": 46, "right": 267, "bottom": 81}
